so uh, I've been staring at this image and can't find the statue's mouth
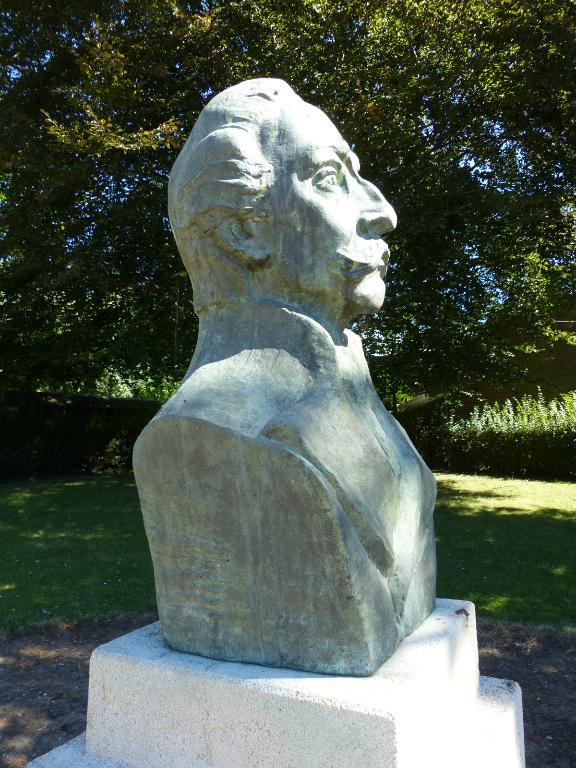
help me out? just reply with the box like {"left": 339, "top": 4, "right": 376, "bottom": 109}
{"left": 332, "top": 240, "right": 390, "bottom": 281}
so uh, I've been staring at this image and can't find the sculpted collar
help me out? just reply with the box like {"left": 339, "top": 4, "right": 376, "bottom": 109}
{"left": 189, "top": 301, "right": 371, "bottom": 389}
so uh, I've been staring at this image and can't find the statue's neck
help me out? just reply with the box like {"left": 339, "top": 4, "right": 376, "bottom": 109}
{"left": 187, "top": 301, "right": 371, "bottom": 389}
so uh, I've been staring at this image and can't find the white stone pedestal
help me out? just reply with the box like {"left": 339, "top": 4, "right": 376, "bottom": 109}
{"left": 28, "top": 599, "right": 525, "bottom": 768}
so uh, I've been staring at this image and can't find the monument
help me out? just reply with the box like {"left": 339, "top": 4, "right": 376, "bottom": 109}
{"left": 133, "top": 77, "right": 436, "bottom": 675}
{"left": 28, "top": 79, "right": 525, "bottom": 768}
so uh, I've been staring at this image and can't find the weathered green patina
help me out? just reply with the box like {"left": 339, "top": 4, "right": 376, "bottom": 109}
{"left": 134, "top": 79, "right": 436, "bottom": 675}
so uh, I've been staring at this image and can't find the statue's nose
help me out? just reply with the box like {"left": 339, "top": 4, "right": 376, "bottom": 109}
{"left": 357, "top": 179, "right": 397, "bottom": 237}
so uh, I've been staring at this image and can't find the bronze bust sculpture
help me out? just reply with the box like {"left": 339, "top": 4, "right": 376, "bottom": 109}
{"left": 134, "top": 79, "right": 436, "bottom": 675}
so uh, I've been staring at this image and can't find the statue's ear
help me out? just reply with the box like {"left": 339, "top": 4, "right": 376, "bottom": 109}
{"left": 212, "top": 208, "right": 271, "bottom": 271}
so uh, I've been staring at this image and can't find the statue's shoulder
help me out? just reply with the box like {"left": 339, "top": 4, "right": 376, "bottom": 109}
{"left": 133, "top": 412, "right": 343, "bottom": 525}
{"left": 142, "top": 346, "right": 315, "bottom": 437}
{"left": 134, "top": 391, "right": 345, "bottom": 490}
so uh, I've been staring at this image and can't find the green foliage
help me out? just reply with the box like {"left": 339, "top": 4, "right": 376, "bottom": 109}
{"left": 0, "top": 0, "right": 575, "bottom": 395}
{"left": 0, "top": 392, "right": 159, "bottom": 480}
{"left": 445, "top": 391, "right": 576, "bottom": 479}
{"left": 453, "top": 390, "right": 576, "bottom": 435}
{"left": 1, "top": 472, "right": 574, "bottom": 632}
{"left": 394, "top": 396, "right": 454, "bottom": 466}
{"left": 93, "top": 368, "right": 178, "bottom": 400}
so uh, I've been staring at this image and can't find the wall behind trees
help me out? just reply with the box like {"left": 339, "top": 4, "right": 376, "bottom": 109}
{"left": 457, "top": 318, "right": 576, "bottom": 411}
{"left": 1, "top": 0, "right": 575, "bottom": 403}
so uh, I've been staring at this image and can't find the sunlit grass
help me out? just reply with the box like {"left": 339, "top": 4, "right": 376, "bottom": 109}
{"left": 435, "top": 473, "right": 576, "bottom": 625}
{"left": 0, "top": 473, "right": 574, "bottom": 632}
{"left": 0, "top": 476, "right": 155, "bottom": 633}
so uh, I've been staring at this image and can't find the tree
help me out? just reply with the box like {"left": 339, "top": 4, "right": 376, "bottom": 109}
{"left": 1, "top": 0, "right": 575, "bottom": 400}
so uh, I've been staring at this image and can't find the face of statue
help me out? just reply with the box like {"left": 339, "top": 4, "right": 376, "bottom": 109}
{"left": 258, "top": 100, "right": 397, "bottom": 330}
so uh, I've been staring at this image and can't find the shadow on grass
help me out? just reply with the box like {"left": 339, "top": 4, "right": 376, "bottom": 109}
{"left": 435, "top": 479, "right": 575, "bottom": 626}
{"left": 0, "top": 476, "right": 156, "bottom": 634}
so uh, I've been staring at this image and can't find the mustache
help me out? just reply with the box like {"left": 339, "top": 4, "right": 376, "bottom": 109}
{"left": 330, "top": 240, "right": 390, "bottom": 280}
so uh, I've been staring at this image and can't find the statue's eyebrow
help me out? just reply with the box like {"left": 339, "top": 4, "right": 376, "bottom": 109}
{"left": 328, "top": 145, "right": 361, "bottom": 172}
{"left": 302, "top": 145, "right": 361, "bottom": 175}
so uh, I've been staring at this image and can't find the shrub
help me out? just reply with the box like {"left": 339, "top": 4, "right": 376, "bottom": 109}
{"left": 0, "top": 391, "right": 160, "bottom": 480}
{"left": 394, "top": 397, "right": 452, "bottom": 469}
{"left": 445, "top": 391, "right": 576, "bottom": 480}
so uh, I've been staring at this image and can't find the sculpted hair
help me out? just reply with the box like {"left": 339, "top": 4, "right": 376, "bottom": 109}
{"left": 169, "top": 79, "right": 300, "bottom": 313}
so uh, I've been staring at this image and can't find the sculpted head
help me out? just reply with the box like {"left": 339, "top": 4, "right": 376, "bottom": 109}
{"left": 169, "top": 78, "right": 397, "bottom": 331}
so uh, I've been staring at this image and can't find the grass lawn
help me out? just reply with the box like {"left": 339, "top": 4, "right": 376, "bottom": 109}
{"left": 436, "top": 473, "right": 575, "bottom": 626}
{"left": 0, "top": 476, "right": 155, "bottom": 633}
{"left": 0, "top": 472, "right": 574, "bottom": 633}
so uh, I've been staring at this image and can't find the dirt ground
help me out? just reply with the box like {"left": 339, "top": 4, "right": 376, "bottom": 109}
{"left": 1, "top": 613, "right": 574, "bottom": 768}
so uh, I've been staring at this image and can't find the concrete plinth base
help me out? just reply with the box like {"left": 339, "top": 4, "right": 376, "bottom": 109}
{"left": 28, "top": 599, "right": 525, "bottom": 768}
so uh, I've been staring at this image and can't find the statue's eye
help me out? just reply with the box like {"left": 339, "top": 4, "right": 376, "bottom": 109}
{"left": 313, "top": 166, "right": 343, "bottom": 192}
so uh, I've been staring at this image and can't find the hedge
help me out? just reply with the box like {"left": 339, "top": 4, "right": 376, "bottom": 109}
{"left": 3, "top": 389, "right": 574, "bottom": 482}
{"left": 444, "top": 391, "right": 576, "bottom": 480}
{"left": 397, "top": 391, "right": 576, "bottom": 481}
{"left": 0, "top": 391, "right": 160, "bottom": 481}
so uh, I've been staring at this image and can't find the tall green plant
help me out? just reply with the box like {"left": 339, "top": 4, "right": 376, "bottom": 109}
{"left": 446, "top": 390, "right": 576, "bottom": 479}
{"left": 454, "top": 390, "right": 576, "bottom": 434}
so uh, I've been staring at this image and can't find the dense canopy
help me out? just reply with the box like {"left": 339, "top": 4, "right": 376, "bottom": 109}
{"left": 1, "top": 0, "right": 575, "bottom": 400}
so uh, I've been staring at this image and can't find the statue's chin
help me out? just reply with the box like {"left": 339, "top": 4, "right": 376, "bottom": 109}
{"left": 345, "top": 272, "right": 386, "bottom": 320}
